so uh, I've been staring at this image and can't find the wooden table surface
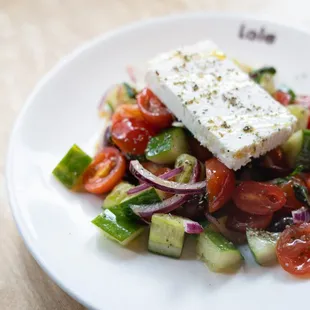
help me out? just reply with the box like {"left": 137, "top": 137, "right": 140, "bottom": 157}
{"left": 1, "top": 0, "right": 310, "bottom": 309}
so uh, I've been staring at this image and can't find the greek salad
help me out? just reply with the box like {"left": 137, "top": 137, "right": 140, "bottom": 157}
{"left": 53, "top": 41, "right": 310, "bottom": 276}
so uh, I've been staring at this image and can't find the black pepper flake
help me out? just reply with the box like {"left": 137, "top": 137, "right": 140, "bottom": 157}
{"left": 184, "top": 55, "right": 190, "bottom": 62}
{"left": 193, "top": 84, "right": 199, "bottom": 91}
{"left": 243, "top": 125, "right": 254, "bottom": 133}
{"left": 198, "top": 120, "right": 201, "bottom": 125}
{"left": 155, "top": 71, "right": 159, "bottom": 76}
{"left": 173, "top": 66, "right": 179, "bottom": 72}
{"left": 221, "top": 121, "right": 231, "bottom": 129}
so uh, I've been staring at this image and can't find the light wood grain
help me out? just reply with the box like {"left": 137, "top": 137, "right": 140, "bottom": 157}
{"left": 1, "top": 0, "right": 310, "bottom": 309}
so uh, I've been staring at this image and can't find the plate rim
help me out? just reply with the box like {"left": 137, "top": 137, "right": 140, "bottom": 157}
{"left": 5, "top": 11, "right": 310, "bottom": 309}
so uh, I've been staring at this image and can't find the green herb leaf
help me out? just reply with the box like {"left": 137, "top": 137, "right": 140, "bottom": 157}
{"left": 290, "top": 165, "right": 304, "bottom": 176}
{"left": 293, "top": 183, "right": 310, "bottom": 207}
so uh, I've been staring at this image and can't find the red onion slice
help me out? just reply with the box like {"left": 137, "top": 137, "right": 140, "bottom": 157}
{"left": 127, "top": 166, "right": 184, "bottom": 195}
{"left": 183, "top": 219, "right": 204, "bottom": 234}
{"left": 129, "top": 160, "right": 205, "bottom": 194}
{"left": 131, "top": 194, "right": 188, "bottom": 220}
{"left": 292, "top": 207, "right": 310, "bottom": 224}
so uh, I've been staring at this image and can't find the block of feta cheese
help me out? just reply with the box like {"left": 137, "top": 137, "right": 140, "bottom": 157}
{"left": 145, "top": 40, "right": 297, "bottom": 170}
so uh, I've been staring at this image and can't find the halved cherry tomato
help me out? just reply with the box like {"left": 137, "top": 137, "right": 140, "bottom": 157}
{"left": 206, "top": 158, "right": 235, "bottom": 213}
{"left": 112, "top": 104, "right": 144, "bottom": 124}
{"left": 274, "top": 90, "right": 291, "bottom": 106}
{"left": 233, "top": 181, "right": 286, "bottom": 215}
{"left": 83, "top": 147, "right": 126, "bottom": 194}
{"left": 276, "top": 223, "right": 310, "bottom": 276}
{"left": 111, "top": 118, "right": 155, "bottom": 155}
{"left": 137, "top": 88, "right": 173, "bottom": 129}
{"left": 226, "top": 207, "right": 273, "bottom": 233}
{"left": 277, "top": 177, "right": 305, "bottom": 210}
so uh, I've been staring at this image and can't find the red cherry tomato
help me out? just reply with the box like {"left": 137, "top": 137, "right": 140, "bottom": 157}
{"left": 83, "top": 147, "right": 126, "bottom": 194}
{"left": 274, "top": 90, "right": 291, "bottom": 106}
{"left": 111, "top": 118, "right": 155, "bottom": 155}
{"left": 112, "top": 104, "right": 144, "bottom": 124}
{"left": 276, "top": 223, "right": 310, "bottom": 276}
{"left": 226, "top": 207, "right": 273, "bottom": 233}
{"left": 233, "top": 181, "right": 286, "bottom": 215}
{"left": 137, "top": 88, "right": 173, "bottom": 129}
{"left": 206, "top": 158, "right": 235, "bottom": 213}
{"left": 277, "top": 177, "right": 305, "bottom": 210}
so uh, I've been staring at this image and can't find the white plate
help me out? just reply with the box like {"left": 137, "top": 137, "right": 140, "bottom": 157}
{"left": 6, "top": 13, "right": 310, "bottom": 310}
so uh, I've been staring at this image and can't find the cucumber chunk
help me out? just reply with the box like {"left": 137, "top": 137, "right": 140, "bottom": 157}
{"left": 175, "top": 154, "right": 198, "bottom": 183}
{"left": 246, "top": 229, "right": 280, "bottom": 266}
{"left": 92, "top": 206, "right": 144, "bottom": 246}
{"left": 148, "top": 214, "right": 185, "bottom": 258}
{"left": 119, "top": 187, "right": 162, "bottom": 219}
{"left": 197, "top": 226, "right": 243, "bottom": 273}
{"left": 102, "top": 182, "right": 135, "bottom": 209}
{"left": 52, "top": 144, "right": 92, "bottom": 190}
{"left": 287, "top": 105, "right": 309, "bottom": 130}
{"left": 281, "top": 130, "right": 303, "bottom": 168}
{"left": 145, "top": 128, "right": 189, "bottom": 164}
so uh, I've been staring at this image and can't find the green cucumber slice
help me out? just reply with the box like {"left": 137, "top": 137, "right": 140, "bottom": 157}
{"left": 52, "top": 144, "right": 92, "bottom": 190}
{"left": 197, "top": 226, "right": 243, "bottom": 273}
{"left": 119, "top": 187, "right": 162, "bottom": 219}
{"left": 145, "top": 128, "right": 189, "bottom": 164}
{"left": 148, "top": 214, "right": 185, "bottom": 258}
{"left": 102, "top": 182, "right": 135, "bottom": 209}
{"left": 246, "top": 229, "right": 280, "bottom": 266}
{"left": 281, "top": 130, "right": 303, "bottom": 168}
{"left": 92, "top": 206, "right": 144, "bottom": 246}
{"left": 287, "top": 105, "right": 309, "bottom": 130}
{"left": 175, "top": 154, "right": 198, "bottom": 183}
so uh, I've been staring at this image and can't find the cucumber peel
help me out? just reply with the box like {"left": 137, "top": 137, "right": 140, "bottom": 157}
{"left": 52, "top": 144, "right": 92, "bottom": 190}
